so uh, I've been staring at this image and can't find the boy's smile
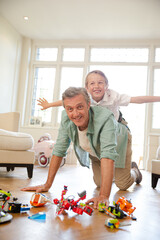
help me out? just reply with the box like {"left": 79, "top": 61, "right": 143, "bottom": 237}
{"left": 86, "top": 73, "right": 108, "bottom": 103}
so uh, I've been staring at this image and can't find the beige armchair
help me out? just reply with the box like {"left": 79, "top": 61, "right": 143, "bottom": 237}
{"left": 0, "top": 112, "right": 35, "bottom": 178}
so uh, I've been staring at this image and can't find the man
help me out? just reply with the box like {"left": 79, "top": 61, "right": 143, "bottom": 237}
{"left": 22, "top": 87, "right": 142, "bottom": 209}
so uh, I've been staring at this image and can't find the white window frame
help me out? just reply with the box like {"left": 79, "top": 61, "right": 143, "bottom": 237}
{"left": 24, "top": 41, "right": 160, "bottom": 164}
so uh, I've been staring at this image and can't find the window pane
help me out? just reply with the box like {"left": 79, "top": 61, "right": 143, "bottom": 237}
{"left": 62, "top": 48, "right": 85, "bottom": 61}
{"left": 89, "top": 65, "right": 147, "bottom": 165}
{"left": 57, "top": 67, "right": 83, "bottom": 122}
{"left": 155, "top": 48, "right": 160, "bottom": 62}
{"left": 36, "top": 48, "right": 58, "bottom": 61}
{"left": 90, "top": 48, "right": 149, "bottom": 63}
{"left": 152, "top": 69, "right": 160, "bottom": 128}
{"left": 31, "top": 67, "right": 56, "bottom": 123}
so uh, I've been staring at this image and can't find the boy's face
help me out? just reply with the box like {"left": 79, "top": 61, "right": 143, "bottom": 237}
{"left": 64, "top": 94, "right": 90, "bottom": 131}
{"left": 86, "top": 73, "right": 108, "bottom": 102}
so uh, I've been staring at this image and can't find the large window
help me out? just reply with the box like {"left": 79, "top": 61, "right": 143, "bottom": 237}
{"left": 155, "top": 48, "right": 160, "bottom": 62}
{"left": 36, "top": 48, "right": 58, "bottom": 61}
{"left": 28, "top": 43, "right": 160, "bottom": 165}
{"left": 62, "top": 48, "right": 85, "bottom": 62}
{"left": 90, "top": 48, "right": 148, "bottom": 63}
{"left": 31, "top": 67, "right": 56, "bottom": 123}
{"left": 30, "top": 47, "right": 85, "bottom": 125}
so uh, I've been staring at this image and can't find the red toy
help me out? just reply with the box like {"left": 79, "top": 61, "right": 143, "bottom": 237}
{"left": 53, "top": 186, "right": 93, "bottom": 216}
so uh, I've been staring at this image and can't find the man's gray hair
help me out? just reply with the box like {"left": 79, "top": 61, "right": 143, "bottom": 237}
{"left": 62, "top": 87, "right": 91, "bottom": 107}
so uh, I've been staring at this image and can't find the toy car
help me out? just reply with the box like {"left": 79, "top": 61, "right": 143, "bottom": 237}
{"left": 34, "top": 133, "right": 66, "bottom": 167}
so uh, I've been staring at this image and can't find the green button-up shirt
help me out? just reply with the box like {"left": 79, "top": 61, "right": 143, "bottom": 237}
{"left": 53, "top": 106, "right": 128, "bottom": 168}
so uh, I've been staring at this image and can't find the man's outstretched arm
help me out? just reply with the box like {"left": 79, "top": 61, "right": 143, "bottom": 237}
{"left": 86, "top": 158, "right": 114, "bottom": 209}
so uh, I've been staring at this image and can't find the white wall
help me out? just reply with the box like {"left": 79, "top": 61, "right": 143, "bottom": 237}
{"left": 0, "top": 14, "right": 22, "bottom": 113}
{"left": 16, "top": 37, "right": 31, "bottom": 125}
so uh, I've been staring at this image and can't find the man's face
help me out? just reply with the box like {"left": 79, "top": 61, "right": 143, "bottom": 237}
{"left": 64, "top": 94, "right": 90, "bottom": 131}
{"left": 86, "top": 73, "right": 108, "bottom": 102}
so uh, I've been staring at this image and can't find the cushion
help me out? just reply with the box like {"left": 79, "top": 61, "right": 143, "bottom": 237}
{"left": 0, "top": 129, "right": 34, "bottom": 151}
{"left": 0, "top": 149, "right": 35, "bottom": 164}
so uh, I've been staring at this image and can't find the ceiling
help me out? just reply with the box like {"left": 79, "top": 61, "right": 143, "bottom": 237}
{"left": 0, "top": 0, "right": 160, "bottom": 40}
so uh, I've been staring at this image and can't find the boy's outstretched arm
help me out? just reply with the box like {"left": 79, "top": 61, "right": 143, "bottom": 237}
{"left": 37, "top": 98, "right": 63, "bottom": 110}
{"left": 130, "top": 96, "right": 160, "bottom": 104}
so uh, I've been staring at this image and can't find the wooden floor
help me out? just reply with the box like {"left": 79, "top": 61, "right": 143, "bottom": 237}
{"left": 0, "top": 163, "right": 160, "bottom": 240}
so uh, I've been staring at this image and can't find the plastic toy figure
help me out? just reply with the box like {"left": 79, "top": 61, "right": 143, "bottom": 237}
{"left": 0, "top": 190, "right": 11, "bottom": 201}
{"left": 99, "top": 197, "right": 136, "bottom": 219}
{"left": 105, "top": 218, "right": 131, "bottom": 229}
{"left": 0, "top": 190, "right": 11, "bottom": 210}
{"left": 0, "top": 190, "right": 30, "bottom": 215}
{"left": 30, "top": 193, "right": 51, "bottom": 207}
{"left": 98, "top": 202, "right": 127, "bottom": 219}
{"left": 107, "top": 202, "right": 127, "bottom": 219}
{"left": 34, "top": 133, "right": 66, "bottom": 167}
{"left": 116, "top": 196, "right": 136, "bottom": 216}
{"left": 8, "top": 201, "right": 30, "bottom": 213}
{"left": 53, "top": 186, "right": 93, "bottom": 216}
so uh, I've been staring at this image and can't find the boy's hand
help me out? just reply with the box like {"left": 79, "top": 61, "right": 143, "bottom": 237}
{"left": 37, "top": 98, "right": 49, "bottom": 110}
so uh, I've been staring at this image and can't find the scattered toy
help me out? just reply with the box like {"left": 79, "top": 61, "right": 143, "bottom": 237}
{"left": 53, "top": 185, "right": 93, "bottom": 216}
{"left": 28, "top": 212, "right": 46, "bottom": 222}
{"left": 30, "top": 193, "right": 51, "bottom": 207}
{"left": 0, "top": 210, "right": 13, "bottom": 224}
{"left": 98, "top": 201, "right": 127, "bottom": 219}
{"left": 0, "top": 190, "right": 30, "bottom": 214}
{"left": 0, "top": 190, "right": 11, "bottom": 210}
{"left": 107, "top": 202, "right": 127, "bottom": 219}
{"left": 116, "top": 196, "right": 136, "bottom": 216}
{"left": 8, "top": 201, "right": 30, "bottom": 213}
{"left": 98, "top": 196, "right": 136, "bottom": 220}
{"left": 105, "top": 218, "right": 131, "bottom": 229}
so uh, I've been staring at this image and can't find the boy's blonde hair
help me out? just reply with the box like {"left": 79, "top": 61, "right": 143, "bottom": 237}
{"left": 85, "top": 70, "right": 108, "bottom": 87}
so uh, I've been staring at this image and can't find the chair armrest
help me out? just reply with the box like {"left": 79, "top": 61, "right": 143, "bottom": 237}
{"left": 152, "top": 159, "right": 160, "bottom": 174}
{"left": 0, "top": 112, "right": 20, "bottom": 132}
